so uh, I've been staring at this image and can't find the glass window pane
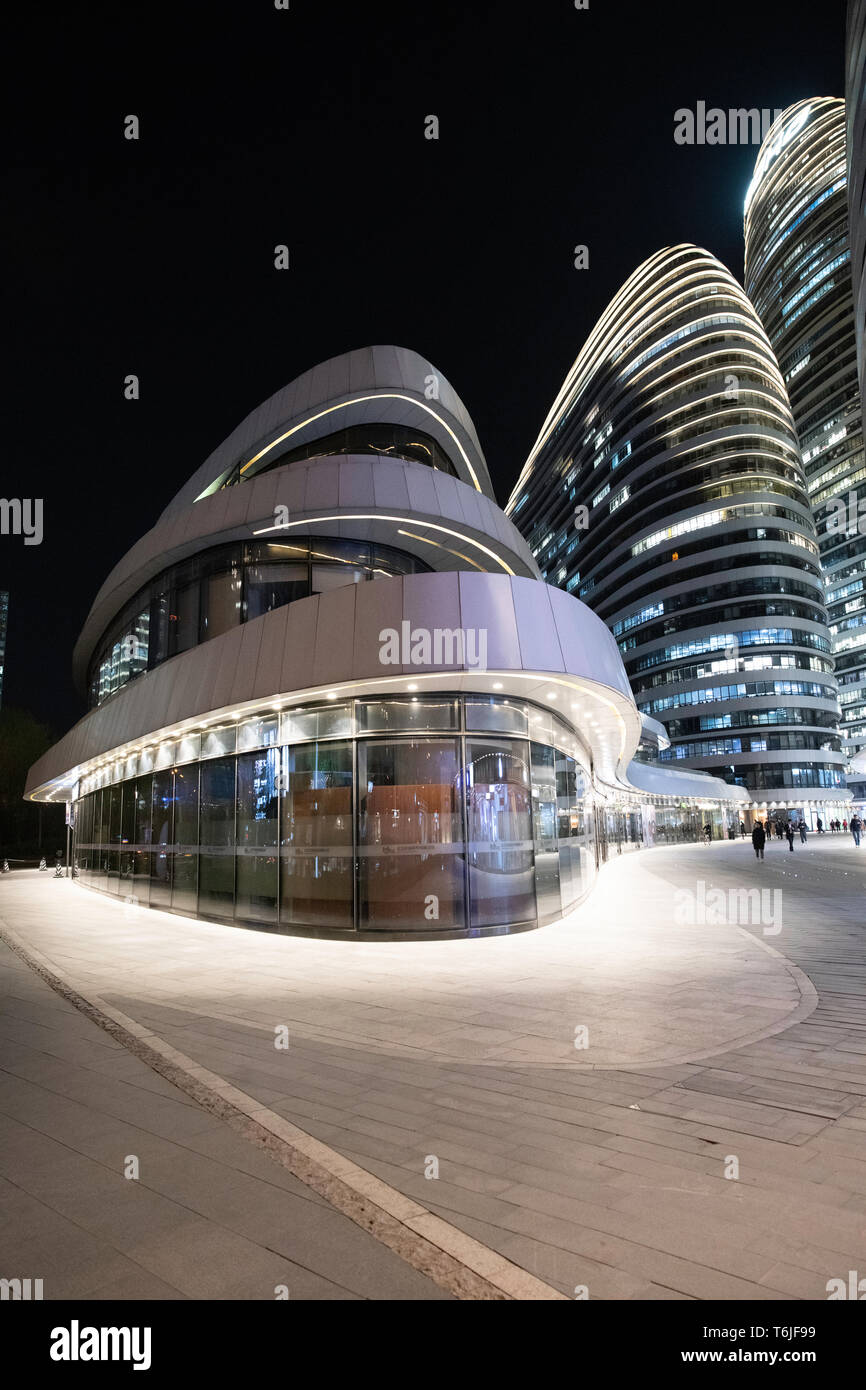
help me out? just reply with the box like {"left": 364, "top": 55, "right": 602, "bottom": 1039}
{"left": 531, "top": 742, "right": 561, "bottom": 924}
{"left": 371, "top": 545, "right": 421, "bottom": 577}
{"left": 465, "top": 738, "right": 535, "bottom": 928}
{"left": 311, "top": 564, "right": 365, "bottom": 593}
{"left": 237, "top": 715, "right": 279, "bottom": 752}
{"left": 279, "top": 741, "right": 353, "bottom": 931}
{"left": 245, "top": 563, "right": 307, "bottom": 621}
{"left": 133, "top": 774, "right": 152, "bottom": 904}
{"left": 199, "top": 758, "right": 235, "bottom": 916}
{"left": 203, "top": 568, "right": 242, "bottom": 641}
{"left": 150, "top": 592, "right": 170, "bottom": 667}
{"left": 171, "top": 766, "right": 199, "bottom": 913}
{"left": 120, "top": 781, "right": 136, "bottom": 887}
{"left": 106, "top": 784, "right": 122, "bottom": 889}
{"left": 202, "top": 725, "right": 237, "bottom": 758}
{"left": 309, "top": 538, "right": 370, "bottom": 568}
{"left": 465, "top": 696, "right": 529, "bottom": 736}
{"left": 280, "top": 703, "right": 354, "bottom": 743}
{"left": 172, "top": 581, "right": 199, "bottom": 654}
{"left": 150, "top": 770, "right": 174, "bottom": 908}
{"left": 176, "top": 732, "right": 201, "bottom": 765}
{"left": 356, "top": 697, "right": 459, "bottom": 733}
{"left": 236, "top": 750, "right": 279, "bottom": 924}
{"left": 525, "top": 707, "right": 555, "bottom": 744}
{"left": 154, "top": 740, "right": 176, "bottom": 770}
{"left": 357, "top": 738, "right": 464, "bottom": 931}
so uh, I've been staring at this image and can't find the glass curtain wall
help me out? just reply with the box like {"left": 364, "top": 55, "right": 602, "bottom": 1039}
{"left": 72, "top": 694, "right": 714, "bottom": 935}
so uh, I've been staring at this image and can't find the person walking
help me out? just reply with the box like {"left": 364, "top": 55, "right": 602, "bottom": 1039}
{"left": 739, "top": 820, "right": 746, "bottom": 839}
{"left": 703, "top": 823, "right": 713, "bottom": 845}
{"left": 816, "top": 816, "right": 823, "bottom": 833}
{"left": 799, "top": 820, "right": 807, "bottom": 844}
{"left": 851, "top": 813, "right": 862, "bottom": 848}
{"left": 752, "top": 821, "right": 766, "bottom": 860}
{"left": 786, "top": 821, "right": 795, "bottom": 852}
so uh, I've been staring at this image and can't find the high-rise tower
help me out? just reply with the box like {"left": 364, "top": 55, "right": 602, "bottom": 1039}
{"left": 507, "top": 244, "right": 847, "bottom": 812}
{"left": 745, "top": 98, "right": 866, "bottom": 773}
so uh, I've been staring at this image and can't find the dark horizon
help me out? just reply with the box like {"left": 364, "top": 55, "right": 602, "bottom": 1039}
{"left": 4, "top": 0, "right": 847, "bottom": 732}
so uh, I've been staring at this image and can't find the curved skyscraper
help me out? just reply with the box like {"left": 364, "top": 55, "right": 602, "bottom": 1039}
{"left": 744, "top": 98, "right": 866, "bottom": 776}
{"left": 508, "top": 244, "right": 847, "bottom": 812}
{"left": 847, "top": 3, "right": 866, "bottom": 413}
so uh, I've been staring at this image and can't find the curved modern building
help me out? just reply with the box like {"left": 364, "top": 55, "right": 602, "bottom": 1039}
{"left": 744, "top": 99, "right": 866, "bottom": 775}
{"left": 507, "top": 245, "right": 848, "bottom": 816}
{"left": 25, "top": 346, "right": 745, "bottom": 938}
{"left": 847, "top": 2, "right": 866, "bottom": 414}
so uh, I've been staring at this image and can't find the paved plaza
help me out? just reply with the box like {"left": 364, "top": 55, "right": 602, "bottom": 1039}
{"left": 1, "top": 834, "right": 865, "bottom": 1299}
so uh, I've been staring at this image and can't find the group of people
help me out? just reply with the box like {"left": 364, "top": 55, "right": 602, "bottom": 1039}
{"left": 816, "top": 817, "right": 855, "bottom": 835}
{"left": 750, "top": 812, "right": 863, "bottom": 858}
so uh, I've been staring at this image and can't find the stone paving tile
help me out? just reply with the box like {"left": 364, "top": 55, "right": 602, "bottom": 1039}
{"left": 3, "top": 839, "right": 866, "bottom": 1299}
{"left": 0, "top": 942, "right": 450, "bottom": 1300}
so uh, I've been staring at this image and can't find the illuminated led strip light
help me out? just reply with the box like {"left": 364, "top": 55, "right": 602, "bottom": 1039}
{"left": 197, "top": 394, "right": 484, "bottom": 497}
{"left": 251, "top": 513, "right": 514, "bottom": 574}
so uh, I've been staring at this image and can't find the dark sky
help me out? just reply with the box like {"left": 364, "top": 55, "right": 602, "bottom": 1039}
{"left": 3, "top": 0, "right": 848, "bottom": 734}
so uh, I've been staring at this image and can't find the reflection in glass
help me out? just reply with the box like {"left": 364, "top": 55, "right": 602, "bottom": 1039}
{"left": 531, "top": 741, "right": 561, "bottom": 924}
{"left": 466, "top": 738, "right": 535, "bottom": 928}
{"left": 245, "top": 563, "right": 307, "bottom": 621}
{"left": 280, "top": 704, "right": 354, "bottom": 744}
{"left": 356, "top": 698, "right": 459, "bottom": 733}
{"left": 280, "top": 741, "right": 353, "bottom": 930}
{"left": 172, "top": 767, "right": 199, "bottom": 913}
{"left": 465, "top": 696, "right": 529, "bottom": 736}
{"left": 237, "top": 750, "right": 279, "bottom": 924}
{"left": 150, "top": 770, "right": 174, "bottom": 908}
{"left": 199, "top": 758, "right": 235, "bottom": 916}
{"left": 358, "top": 739, "right": 464, "bottom": 931}
{"left": 132, "top": 774, "right": 152, "bottom": 903}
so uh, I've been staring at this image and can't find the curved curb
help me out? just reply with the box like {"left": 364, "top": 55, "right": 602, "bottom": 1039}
{"left": 0, "top": 919, "right": 566, "bottom": 1303}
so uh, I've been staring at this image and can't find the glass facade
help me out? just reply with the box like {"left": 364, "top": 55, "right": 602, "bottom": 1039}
{"left": 88, "top": 537, "right": 430, "bottom": 709}
{"left": 73, "top": 693, "right": 735, "bottom": 936}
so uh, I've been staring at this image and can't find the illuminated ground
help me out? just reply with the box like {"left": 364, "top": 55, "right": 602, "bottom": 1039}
{"left": 2, "top": 834, "right": 865, "bottom": 1299}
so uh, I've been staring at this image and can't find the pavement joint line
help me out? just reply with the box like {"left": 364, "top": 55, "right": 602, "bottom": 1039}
{"left": 0, "top": 917, "right": 567, "bottom": 1302}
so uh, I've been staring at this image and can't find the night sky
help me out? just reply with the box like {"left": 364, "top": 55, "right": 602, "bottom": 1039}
{"left": 4, "top": 0, "right": 848, "bottom": 734}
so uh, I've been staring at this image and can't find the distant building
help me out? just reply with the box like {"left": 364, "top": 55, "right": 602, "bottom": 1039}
{"left": 847, "top": 2, "right": 866, "bottom": 414}
{"left": 744, "top": 98, "right": 866, "bottom": 780}
{"left": 507, "top": 244, "right": 848, "bottom": 819}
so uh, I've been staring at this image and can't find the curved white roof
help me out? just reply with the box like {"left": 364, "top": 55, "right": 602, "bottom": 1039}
{"left": 163, "top": 345, "right": 494, "bottom": 515}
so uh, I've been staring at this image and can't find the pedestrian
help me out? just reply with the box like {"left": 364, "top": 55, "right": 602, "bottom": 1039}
{"left": 752, "top": 821, "right": 765, "bottom": 860}
{"left": 739, "top": 820, "right": 746, "bottom": 839}
{"left": 852, "top": 814, "right": 862, "bottom": 847}
{"left": 799, "top": 820, "right": 807, "bottom": 844}
{"left": 786, "top": 821, "right": 795, "bottom": 852}
{"left": 816, "top": 816, "right": 823, "bottom": 833}
{"left": 843, "top": 819, "right": 848, "bottom": 833}
{"left": 703, "top": 822, "right": 713, "bottom": 845}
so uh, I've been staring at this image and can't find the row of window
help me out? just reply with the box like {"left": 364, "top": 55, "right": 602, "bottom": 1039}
{"left": 78, "top": 696, "right": 582, "bottom": 796}
{"left": 89, "top": 538, "right": 429, "bottom": 708}
{"left": 74, "top": 731, "right": 594, "bottom": 935}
